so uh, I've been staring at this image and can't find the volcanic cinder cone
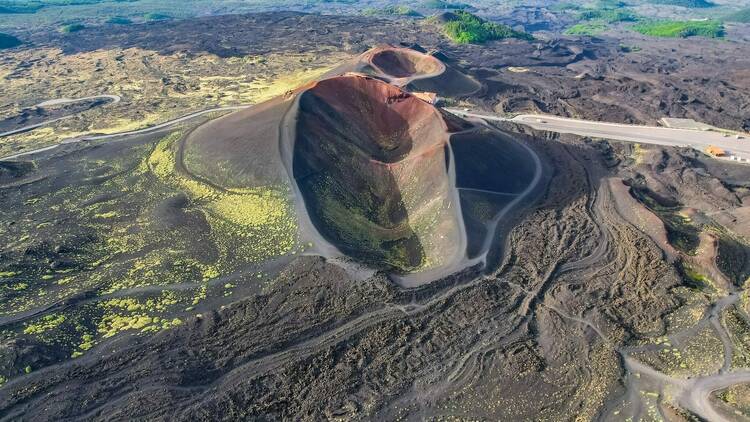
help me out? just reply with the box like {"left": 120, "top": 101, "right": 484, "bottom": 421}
{"left": 292, "top": 74, "right": 463, "bottom": 272}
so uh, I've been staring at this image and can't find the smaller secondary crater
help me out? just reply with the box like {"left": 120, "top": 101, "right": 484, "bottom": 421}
{"left": 366, "top": 47, "right": 445, "bottom": 82}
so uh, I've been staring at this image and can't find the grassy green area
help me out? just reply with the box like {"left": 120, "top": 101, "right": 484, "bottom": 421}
{"left": 632, "top": 19, "right": 724, "bottom": 38}
{"left": 565, "top": 22, "right": 608, "bottom": 35}
{"left": 440, "top": 11, "right": 533, "bottom": 44}
{"left": 579, "top": 8, "right": 638, "bottom": 23}
{"left": 648, "top": 0, "right": 715, "bottom": 7}
{"left": 59, "top": 23, "right": 85, "bottom": 33}
{"left": 105, "top": 16, "right": 132, "bottom": 24}
{"left": 362, "top": 5, "right": 421, "bottom": 17}
{"left": 0, "top": 32, "right": 21, "bottom": 48}
{"left": 725, "top": 8, "right": 750, "bottom": 23}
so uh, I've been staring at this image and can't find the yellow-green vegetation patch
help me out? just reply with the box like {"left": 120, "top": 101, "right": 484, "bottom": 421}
{"left": 85, "top": 291, "right": 187, "bottom": 347}
{"left": 0, "top": 45, "right": 348, "bottom": 157}
{"left": 0, "top": 109, "right": 299, "bottom": 379}
{"left": 680, "top": 264, "right": 717, "bottom": 291}
{"left": 147, "top": 131, "right": 298, "bottom": 261}
{"left": 98, "top": 313, "right": 182, "bottom": 339}
{"left": 209, "top": 192, "right": 289, "bottom": 227}
{"left": 23, "top": 314, "right": 66, "bottom": 335}
{"left": 633, "top": 326, "right": 724, "bottom": 377}
{"left": 101, "top": 291, "right": 180, "bottom": 313}
{"left": 716, "top": 383, "right": 750, "bottom": 417}
{"left": 664, "top": 286, "right": 711, "bottom": 333}
{"left": 724, "top": 307, "right": 750, "bottom": 368}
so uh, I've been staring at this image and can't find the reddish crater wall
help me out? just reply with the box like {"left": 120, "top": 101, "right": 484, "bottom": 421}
{"left": 292, "top": 74, "right": 458, "bottom": 271}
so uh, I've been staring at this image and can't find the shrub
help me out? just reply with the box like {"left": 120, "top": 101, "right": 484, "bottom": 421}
{"left": 59, "top": 23, "right": 85, "bottom": 33}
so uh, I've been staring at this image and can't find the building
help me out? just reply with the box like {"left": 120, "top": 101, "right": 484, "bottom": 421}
{"left": 705, "top": 145, "right": 726, "bottom": 157}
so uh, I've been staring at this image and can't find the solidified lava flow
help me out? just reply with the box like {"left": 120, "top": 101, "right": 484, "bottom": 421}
{"left": 292, "top": 74, "right": 462, "bottom": 272}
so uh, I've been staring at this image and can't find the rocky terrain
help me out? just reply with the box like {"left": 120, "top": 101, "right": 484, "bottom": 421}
{"left": 1, "top": 7, "right": 750, "bottom": 422}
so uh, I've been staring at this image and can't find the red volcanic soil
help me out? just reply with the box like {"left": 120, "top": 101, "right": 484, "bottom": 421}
{"left": 367, "top": 47, "right": 445, "bottom": 79}
{"left": 292, "top": 74, "right": 460, "bottom": 271}
{"left": 296, "top": 74, "right": 449, "bottom": 165}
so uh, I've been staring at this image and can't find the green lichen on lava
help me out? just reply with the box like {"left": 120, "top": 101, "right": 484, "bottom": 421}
{"left": 0, "top": 128, "right": 301, "bottom": 375}
{"left": 632, "top": 326, "right": 725, "bottom": 377}
{"left": 310, "top": 173, "right": 423, "bottom": 272}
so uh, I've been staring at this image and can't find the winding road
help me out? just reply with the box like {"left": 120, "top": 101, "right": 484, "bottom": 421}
{"left": 0, "top": 103, "right": 251, "bottom": 161}
{"left": 452, "top": 108, "right": 750, "bottom": 422}
{"left": 0, "top": 95, "right": 122, "bottom": 139}
{"left": 2, "top": 95, "right": 749, "bottom": 419}
{"left": 445, "top": 108, "right": 750, "bottom": 163}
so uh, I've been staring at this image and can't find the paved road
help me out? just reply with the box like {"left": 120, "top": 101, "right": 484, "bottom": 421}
{"left": 445, "top": 108, "right": 750, "bottom": 162}
{"left": 0, "top": 95, "right": 122, "bottom": 139}
{"left": 0, "top": 105, "right": 251, "bottom": 161}
{"left": 34, "top": 94, "right": 122, "bottom": 108}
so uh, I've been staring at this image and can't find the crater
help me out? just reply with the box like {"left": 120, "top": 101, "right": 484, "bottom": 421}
{"left": 292, "top": 74, "right": 462, "bottom": 272}
{"left": 366, "top": 47, "right": 445, "bottom": 82}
